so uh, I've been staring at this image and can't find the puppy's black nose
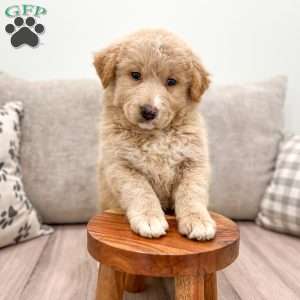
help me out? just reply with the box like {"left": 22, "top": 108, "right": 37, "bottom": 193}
{"left": 140, "top": 105, "right": 158, "bottom": 121}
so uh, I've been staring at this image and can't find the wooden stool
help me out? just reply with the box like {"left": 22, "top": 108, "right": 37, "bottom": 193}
{"left": 87, "top": 212, "right": 239, "bottom": 300}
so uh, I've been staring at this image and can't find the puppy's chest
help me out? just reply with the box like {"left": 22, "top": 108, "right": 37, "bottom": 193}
{"left": 125, "top": 134, "right": 186, "bottom": 186}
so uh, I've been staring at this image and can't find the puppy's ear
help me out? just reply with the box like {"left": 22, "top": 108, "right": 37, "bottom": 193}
{"left": 94, "top": 43, "right": 120, "bottom": 88}
{"left": 189, "top": 55, "right": 210, "bottom": 102}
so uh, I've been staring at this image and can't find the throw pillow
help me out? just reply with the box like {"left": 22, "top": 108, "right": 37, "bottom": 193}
{"left": 0, "top": 101, "right": 53, "bottom": 248}
{"left": 256, "top": 134, "right": 300, "bottom": 236}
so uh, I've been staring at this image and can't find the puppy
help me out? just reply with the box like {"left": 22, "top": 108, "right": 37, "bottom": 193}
{"left": 94, "top": 29, "right": 216, "bottom": 240}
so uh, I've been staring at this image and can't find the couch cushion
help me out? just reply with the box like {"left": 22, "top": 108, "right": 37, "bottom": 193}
{"left": 0, "top": 74, "right": 102, "bottom": 223}
{"left": 201, "top": 76, "right": 286, "bottom": 219}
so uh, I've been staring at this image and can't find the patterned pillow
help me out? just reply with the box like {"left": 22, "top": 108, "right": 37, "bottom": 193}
{"left": 0, "top": 102, "right": 53, "bottom": 248}
{"left": 256, "top": 134, "right": 300, "bottom": 236}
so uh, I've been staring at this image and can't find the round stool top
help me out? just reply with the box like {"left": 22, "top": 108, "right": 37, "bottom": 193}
{"left": 87, "top": 212, "right": 239, "bottom": 277}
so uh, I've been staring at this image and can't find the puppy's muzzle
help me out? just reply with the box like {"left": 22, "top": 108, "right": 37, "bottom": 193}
{"left": 140, "top": 105, "right": 158, "bottom": 121}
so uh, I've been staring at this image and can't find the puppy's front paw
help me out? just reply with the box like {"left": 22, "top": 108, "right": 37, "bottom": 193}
{"left": 178, "top": 214, "right": 216, "bottom": 241}
{"left": 129, "top": 213, "right": 169, "bottom": 238}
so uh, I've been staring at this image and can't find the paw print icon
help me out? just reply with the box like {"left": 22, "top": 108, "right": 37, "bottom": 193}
{"left": 5, "top": 16, "right": 44, "bottom": 48}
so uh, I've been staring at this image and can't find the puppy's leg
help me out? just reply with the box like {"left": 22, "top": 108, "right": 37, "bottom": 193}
{"left": 174, "top": 161, "right": 216, "bottom": 240}
{"left": 105, "top": 163, "right": 168, "bottom": 238}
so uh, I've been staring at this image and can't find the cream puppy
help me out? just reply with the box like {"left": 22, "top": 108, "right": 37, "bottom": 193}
{"left": 94, "top": 29, "right": 216, "bottom": 240}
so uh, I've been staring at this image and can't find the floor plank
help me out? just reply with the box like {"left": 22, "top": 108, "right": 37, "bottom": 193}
{"left": 0, "top": 235, "right": 50, "bottom": 300}
{"left": 20, "top": 225, "right": 97, "bottom": 300}
{"left": 218, "top": 272, "right": 241, "bottom": 300}
{"left": 240, "top": 223, "right": 300, "bottom": 297}
{"left": 222, "top": 222, "right": 300, "bottom": 300}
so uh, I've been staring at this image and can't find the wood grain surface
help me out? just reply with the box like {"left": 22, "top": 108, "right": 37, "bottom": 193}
{"left": 0, "top": 222, "right": 299, "bottom": 300}
{"left": 19, "top": 225, "right": 97, "bottom": 300}
{"left": 96, "top": 264, "right": 125, "bottom": 300}
{"left": 204, "top": 273, "right": 217, "bottom": 300}
{"left": 0, "top": 234, "right": 49, "bottom": 300}
{"left": 175, "top": 274, "right": 204, "bottom": 300}
{"left": 87, "top": 212, "right": 240, "bottom": 276}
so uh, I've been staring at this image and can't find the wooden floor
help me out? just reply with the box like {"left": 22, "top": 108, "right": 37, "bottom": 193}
{"left": 0, "top": 222, "right": 299, "bottom": 300}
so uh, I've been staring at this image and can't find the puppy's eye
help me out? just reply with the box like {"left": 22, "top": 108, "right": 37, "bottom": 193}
{"left": 131, "top": 72, "right": 142, "bottom": 81}
{"left": 166, "top": 78, "right": 177, "bottom": 86}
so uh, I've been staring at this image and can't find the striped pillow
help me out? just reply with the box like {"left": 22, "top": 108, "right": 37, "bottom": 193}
{"left": 256, "top": 134, "right": 300, "bottom": 236}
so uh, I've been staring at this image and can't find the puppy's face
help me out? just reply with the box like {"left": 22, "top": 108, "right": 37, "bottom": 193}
{"left": 94, "top": 30, "right": 210, "bottom": 130}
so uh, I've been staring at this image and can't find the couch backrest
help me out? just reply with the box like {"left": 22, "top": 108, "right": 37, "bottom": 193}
{"left": 0, "top": 74, "right": 286, "bottom": 223}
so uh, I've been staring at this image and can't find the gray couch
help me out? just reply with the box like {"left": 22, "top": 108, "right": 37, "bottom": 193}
{"left": 0, "top": 74, "right": 299, "bottom": 299}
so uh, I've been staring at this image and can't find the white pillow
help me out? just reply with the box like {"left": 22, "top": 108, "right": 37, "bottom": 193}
{"left": 0, "top": 101, "right": 53, "bottom": 248}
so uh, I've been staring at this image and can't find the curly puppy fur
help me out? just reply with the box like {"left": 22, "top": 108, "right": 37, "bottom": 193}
{"left": 94, "top": 29, "right": 216, "bottom": 240}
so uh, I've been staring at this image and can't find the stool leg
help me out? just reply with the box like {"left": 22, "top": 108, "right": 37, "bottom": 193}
{"left": 175, "top": 274, "right": 204, "bottom": 300}
{"left": 204, "top": 273, "right": 217, "bottom": 300}
{"left": 96, "top": 264, "right": 125, "bottom": 300}
{"left": 124, "top": 274, "right": 145, "bottom": 293}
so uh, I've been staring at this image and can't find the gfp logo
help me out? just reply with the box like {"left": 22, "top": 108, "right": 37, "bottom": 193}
{"left": 4, "top": 4, "right": 47, "bottom": 48}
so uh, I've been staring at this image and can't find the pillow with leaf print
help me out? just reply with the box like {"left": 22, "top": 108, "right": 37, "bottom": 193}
{"left": 0, "top": 101, "right": 53, "bottom": 248}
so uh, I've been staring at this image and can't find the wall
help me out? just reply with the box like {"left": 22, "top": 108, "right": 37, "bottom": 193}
{"left": 0, "top": 0, "right": 299, "bottom": 132}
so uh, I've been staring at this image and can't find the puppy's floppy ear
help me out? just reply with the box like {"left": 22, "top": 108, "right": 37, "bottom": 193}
{"left": 189, "top": 55, "right": 210, "bottom": 102}
{"left": 94, "top": 43, "right": 120, "bottom": 88}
